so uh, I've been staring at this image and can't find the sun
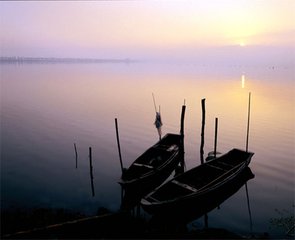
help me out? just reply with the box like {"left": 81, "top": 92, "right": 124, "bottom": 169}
{"left": 239, "top": 41, "right": 246, "bottom": 47}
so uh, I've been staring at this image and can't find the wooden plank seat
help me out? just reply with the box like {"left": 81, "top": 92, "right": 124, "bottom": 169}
{"left": 153, "top": 144, "right": 178, "bottom": 152}
{"left": 207, "top": 163, "right": 226, "bottom": 171}
{"left": 133, "top": 163, "right": 154, "bottom": 169}
{"left": 218, "top": 161, "right": 235, "bottom": 168}
{"left": 172, "top": 180, "right": 198, "bottom": 192}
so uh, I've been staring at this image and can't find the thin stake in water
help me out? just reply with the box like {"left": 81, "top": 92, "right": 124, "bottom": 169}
{"left": 180, "top": 104, "right": 186, "bottom": 138}
{"left": 115, "top": 118, "right": 124, "bottom": 174}
{"left": 180, "top": 104, "right": 186, "bottom": 173}
{"left": 245, "top": 92, "right": 253, "bottom": 235}
{"left": 89, "top": 147, "right": 95, "bottom": 197}
{"left": 200, "top": 98, "right": 206, "bottom": 164}
{"left": 74, "top": 143, "right": 78, "bottom": 169}
{"left": 246, "top": 92, "right": 251, "bottom": 152}
{"left": 214, "top": 118, "right": 218, "bottom": 158}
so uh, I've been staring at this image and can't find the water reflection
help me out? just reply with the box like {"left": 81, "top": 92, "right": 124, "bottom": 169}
{"left": 1, "top": 63, "right": 294, "bottom": 238}
{"left": 241, "top": 74, "right": 245, "bottom": 88}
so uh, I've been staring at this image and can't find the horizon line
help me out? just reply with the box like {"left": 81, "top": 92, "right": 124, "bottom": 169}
{"left": 0, "top": 56, "right": 138, "bottom": 64}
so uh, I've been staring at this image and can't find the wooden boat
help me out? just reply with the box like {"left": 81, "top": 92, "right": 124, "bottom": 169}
{"left": 119, "top": 133, "right": 182, "bottom": 189}
{"left": 141, "top": 148, "right": 254, "bottom": 213}
{"left": 149, "top": 167, "right": 255, "bottom": 227}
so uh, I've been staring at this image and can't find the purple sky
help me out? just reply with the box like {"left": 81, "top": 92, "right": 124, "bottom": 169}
{"left": 0, "top": 1, "right": 294, "bottom": 63}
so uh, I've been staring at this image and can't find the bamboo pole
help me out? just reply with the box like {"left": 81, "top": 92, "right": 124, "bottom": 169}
{"left": 89, "top": 147, "right": 95, "bottom": 197}
{"left": 115, "top": 118, "right": 124, "bottom": 173}
{"left": 180, "top": 105, "right": 186, "bottom": 138}
{"left": 74, "top": 143, "right": 78, "bottom": 169}
{"left": 200, "top": 99, "right": 206, "bottom": 164}
{"left": 179, "top": 104, "right": 186, "bottom": 173}
{"left": 246, "top": 92, "right": 251, "bottom": 152}
{"left": 214, "top": 118, "right": 218, "bottom": 158}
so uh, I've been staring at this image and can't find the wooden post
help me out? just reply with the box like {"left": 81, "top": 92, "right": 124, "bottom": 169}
{"left": 246, "top": 92, "right": 251, "bottom": 152}
{"left": 180, "top": 105, "right": 186, "bottom": 138}
{"left": 214, "top": 118, "right": 218, "bottom": 158}
{"left": 89, "top": 147, "right": 95, "bottom": 197}
{"left": 200, "top": 99, "right": 206, "bottom": 164}
{"left": 115, "top": 118, "right": 124, "bottom": 174}
{"left": 74, "top": 143, "right": 78, "bottom": 169}
{"left": 179, "top": 104, "right": 186, "bottom": 173}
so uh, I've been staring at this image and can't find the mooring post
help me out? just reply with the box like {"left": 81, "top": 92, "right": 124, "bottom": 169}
{"left": 214, "top": 118, "right": 218, "bottom": 158}
{"left": 246, "top": 92, "right": 251, "bottom": 153}
{"left": 115, "top": 118, "right": 124, "bottom": 174}
{"left": 180, "top": 104, "right": 186, "bottom": 138}
{"left": 89, "top": 147, "right": 95, "bottom": 197}
{"left": 180, "top": 104, "right": 186, "bottom": 173}
{"left": 200, "top": 98, "right": 206, "bottom": 164}
{"left": 74, "top": 143, "right": 78, "bottom": 169}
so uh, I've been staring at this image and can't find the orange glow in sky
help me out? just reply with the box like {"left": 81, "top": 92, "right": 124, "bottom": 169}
{"left": 0, "top": 1, "right": 294, "bottom": 58}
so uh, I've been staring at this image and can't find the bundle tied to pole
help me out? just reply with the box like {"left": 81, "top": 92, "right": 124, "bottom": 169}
{"left": 155, "top": 109, "right": 163, "bottom": 140}
{"left": 153, "top": 93, "right": 163, "bottom": 140}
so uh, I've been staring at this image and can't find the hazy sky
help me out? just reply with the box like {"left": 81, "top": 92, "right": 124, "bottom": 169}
{"left": 0, "top": 0, "right": 294, "bottom": 58}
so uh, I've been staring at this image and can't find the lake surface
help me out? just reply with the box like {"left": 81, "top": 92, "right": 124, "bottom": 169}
{"left": 1, "top": 62, "right": 294, "bottom": 238}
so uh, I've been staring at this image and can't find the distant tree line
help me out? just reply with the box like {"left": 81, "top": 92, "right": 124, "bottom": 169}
{"left": 0, "top": 56, "right": 133, "bottom": 64}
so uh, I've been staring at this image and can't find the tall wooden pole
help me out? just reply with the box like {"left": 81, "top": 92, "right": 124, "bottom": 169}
{"left": 74, "top": 143, "right": 78, "bottom": 169}
{"left": 246, "top": 92, "right": 251, "bottom": 153}
{"left": 180, "top": 104, "right": 186, "bottom": 173}
{"left": 115, "top": 118, "right": 124, "bottom": 173}
{"left": 89, "top": 147, "right": 95, "bottom": 197}
{"left": 200, "top": 99, "right": 206, "bottom": 164}
{"left": 180, "top": 105, "right": 186, "bottom": 138}
{"left": 214, "top": 118, "right": 218, "bottom": 158}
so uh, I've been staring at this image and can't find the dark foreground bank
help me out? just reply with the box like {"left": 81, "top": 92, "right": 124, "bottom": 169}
{"left": 1, "top": 208, "right": 272, "bottom": 239}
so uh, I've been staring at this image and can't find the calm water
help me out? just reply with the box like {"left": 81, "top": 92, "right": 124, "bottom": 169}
{"left": 1, "top": 62, "right": 294, "bottom": 238}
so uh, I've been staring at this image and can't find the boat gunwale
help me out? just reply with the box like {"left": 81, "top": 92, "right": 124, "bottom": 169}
{"left": 141, "top": 149, "right": 254, "bottom": 208}
{"left": 119, "top": 133, "right": 181, "bottom": 186}
{"left": 119, "top": 150, "right": 180, "bottom": 185}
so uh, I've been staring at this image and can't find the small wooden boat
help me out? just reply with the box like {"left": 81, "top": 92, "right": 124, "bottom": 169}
{"left": 149, "top": 167, "right": 255, "bottom": 226}
{"left": 141, "top": 148, "right": 254, "bottom": 213}
{"left": 119, "top": 133, "right": 182, "bottom": 189}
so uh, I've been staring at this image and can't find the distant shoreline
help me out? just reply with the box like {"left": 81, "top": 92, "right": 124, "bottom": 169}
{"left": 0, "top": 57, "right": 136, "bottom": 64}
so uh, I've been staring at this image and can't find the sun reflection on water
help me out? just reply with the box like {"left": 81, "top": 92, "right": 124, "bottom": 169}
{"left": 241, "top": 74, "right": 245, "bottom": 88}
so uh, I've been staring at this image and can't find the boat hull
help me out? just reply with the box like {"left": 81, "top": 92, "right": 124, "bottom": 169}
{"left": 141, "top": 148, "right": 254, "bottom": 213}
{"left": 119, "top": 133, "right": 182, "bottom": 190}
{"left": 149, "top": 167, "right": 255, "bottom": 226}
